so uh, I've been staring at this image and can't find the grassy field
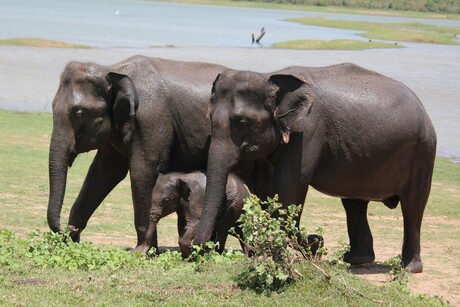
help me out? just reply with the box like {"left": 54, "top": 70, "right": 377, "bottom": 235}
{"left": 0, "top": 110, "right": 459, "bottom": 305}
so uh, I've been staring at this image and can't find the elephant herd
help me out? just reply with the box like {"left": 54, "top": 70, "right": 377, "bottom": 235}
{"left": 46, "top": 55, "right": 436, "bottom": 273}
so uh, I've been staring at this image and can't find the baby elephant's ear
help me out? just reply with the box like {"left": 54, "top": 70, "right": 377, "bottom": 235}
{"left": 177, "top": 179, "right": 191, "bottom": 202}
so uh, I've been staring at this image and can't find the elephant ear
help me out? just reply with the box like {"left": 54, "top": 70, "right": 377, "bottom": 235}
{"left": 269, "top": 74, "right": 312, "bottom": 144}
{"left": 108, "top": 72, "right": 139, "bottom": 143}
{"left": 207, "top": 73, "right": 222, "bottom": 119}
{"left": 177, "top": 179, "right": 191, "bottom": 202}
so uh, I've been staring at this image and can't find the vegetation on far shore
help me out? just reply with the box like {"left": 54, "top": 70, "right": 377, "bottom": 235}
{"left": 231, "top": 0, "right": 460, "bottom": 15}
{"left": 273, "top": 38, "right": 403, "bottom": 50}
{"left": 0, "top": 38, "right": 91, "bottom": 49}
{"left": 1, "top": 109, "right": 459, "bottom": 305}
{"left": 156, "top": 0, "right": 460, "bottom": 19}
{"left": 286, "top": 17, "right": 460, "bottom": 45}
{"left": 273, "top": 15, "right": 459, "bottom": 50}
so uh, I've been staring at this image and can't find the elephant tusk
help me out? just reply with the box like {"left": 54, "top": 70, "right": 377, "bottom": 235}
{"left": 68, "top": 225, "right": 80, "bottom": 235}
{"left": 282, "top": 132, "right": 290, "bottom": 144}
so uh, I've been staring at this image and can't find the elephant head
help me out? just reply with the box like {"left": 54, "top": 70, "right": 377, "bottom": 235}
{"left": 194, "top": 70, "right": 312, "bottom": 245}
{"left": 151, "top": 174, "right": 192, "bottom": 212}
{"left": 47, "top": 62, "right": 138, "bottom": 234}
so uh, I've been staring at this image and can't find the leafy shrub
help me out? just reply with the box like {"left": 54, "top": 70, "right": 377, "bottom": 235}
{"left": 234, "top": 195, "right": 313, "bottom": 293}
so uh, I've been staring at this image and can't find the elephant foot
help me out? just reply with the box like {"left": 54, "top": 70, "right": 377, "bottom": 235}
{"left": 402, "top": 257, "right": 423, "bottom": 273}
{"left": 343, "top": 249, "right": 375, "bottom": 265}
{"left": 131, "top": 244, "right": 153, "bottom": 255}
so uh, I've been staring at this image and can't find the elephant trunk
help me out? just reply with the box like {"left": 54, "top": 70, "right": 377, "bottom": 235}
{"left": 194, "top": 139, "right": 238, "bottom": 245}
{"left": 47, "top": 126, "right": 76, "bottom": 233}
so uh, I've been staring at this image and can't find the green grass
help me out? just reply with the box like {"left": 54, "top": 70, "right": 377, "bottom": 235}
{"left": 0, "top": 227, "right": 444, "bottom": 306}
{"left": 287, "top": 17, "right": 460, "bottom": 45}
{"left": 0, "top": 251, "right": 442, "bottom": 306}
{"left": 273, "top": 38, "right": 403, "bottom": 50}
{"left": 0, "top": 38, "right": 91, "bottom": 49}
{"left": 0, "top": 109, "right": 458, "bottom": 305}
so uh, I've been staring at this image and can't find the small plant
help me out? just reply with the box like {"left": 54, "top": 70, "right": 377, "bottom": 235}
{"left": 154, "top": 249, "right": 184, "bottom": 271}
{"left": 329, "top": 241, "right": 351, "bottom": 269}
{"left": 385, "top": 255, "right": 409, "bottom": 293}
{"left": 189, "top": 242, "right": 245, "bottom": 272}
{"left": 0, "top": 228, "right": 26, "bottom": 271}
{"left": 234, "top": 194, "right": 311, "bottom": 293}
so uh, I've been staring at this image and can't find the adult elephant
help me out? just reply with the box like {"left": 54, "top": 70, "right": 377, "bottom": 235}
{"left": 47, "top": 55, "right": 229, "bottom": 250}
{"left": 194, "top": 63, "right": 437, "bottom": 273}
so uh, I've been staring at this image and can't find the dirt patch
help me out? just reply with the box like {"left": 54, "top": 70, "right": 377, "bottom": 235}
{"left": 13, "top": 279, "right": 46, "bottom": 286}
{"left": 346, "top": 214, "right": 460, "bottom": 305}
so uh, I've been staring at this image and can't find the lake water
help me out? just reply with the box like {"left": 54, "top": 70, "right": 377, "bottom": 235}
{"left": 0, "top": 0, "right": 459, "bottom": 161}
{"left": 2, "top": 0, "right": 460, "bottom": 48}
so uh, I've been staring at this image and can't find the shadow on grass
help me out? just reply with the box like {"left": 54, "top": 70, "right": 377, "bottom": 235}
{"left": 349, "top": 262, "right": 393, "bottom": 275}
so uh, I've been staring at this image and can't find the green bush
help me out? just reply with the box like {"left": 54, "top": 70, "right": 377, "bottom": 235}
{"left": 233, "top": 195, "right": 313, "bottom": 293}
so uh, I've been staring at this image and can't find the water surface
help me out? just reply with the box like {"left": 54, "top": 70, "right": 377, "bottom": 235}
{"left": 2, "top": 0, "right": 460, "bottom": 48}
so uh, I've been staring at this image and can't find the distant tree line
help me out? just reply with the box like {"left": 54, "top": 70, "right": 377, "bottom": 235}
{"left": 233, "top": 0, "right": 460, "bottom": 14}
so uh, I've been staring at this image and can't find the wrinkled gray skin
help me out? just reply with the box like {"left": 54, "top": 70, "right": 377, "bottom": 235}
{"left": 47, "top": 55, "right": 231, "bottom": 250}
{"left": 139, "top": 172, "right": 249, "bottom": 258}
{"left": 194, "top": 63, "right": 437, "bottom": 273}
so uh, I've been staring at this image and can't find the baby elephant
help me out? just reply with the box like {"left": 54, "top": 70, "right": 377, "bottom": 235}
{"left": 142, "top": 172, "right": 250, "bottom": 258}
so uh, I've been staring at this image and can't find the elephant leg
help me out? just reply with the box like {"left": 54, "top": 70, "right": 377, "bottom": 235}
{"left": 400, "top": 201, "right": 424, "bottom": 273}
{"left": 342, "top": 198, "right": 375, "bottom": 265}
{"left": 68, "top": 145, "right": 128, "bottom": 242}
{"left": 130, "top": 169, "right": 161, "bottom": 251}
{"left": 129, "top": 129, "right": 175, "bottom": 250}
{"left": 271, "top": 135, "right": 317, "bottom": 253}
{"left": 137, "top": 217, "right": 160, "bottom": 255}
{"left": 399, "top": 165, "right": 432, "bottom": 273}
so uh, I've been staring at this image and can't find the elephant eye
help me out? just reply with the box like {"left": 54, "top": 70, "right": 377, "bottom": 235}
{"left": 73, "top": 108, "right": 85, "bottom": 119}
{"left": 232, "top": 116, "right": 252, "bottom": 131}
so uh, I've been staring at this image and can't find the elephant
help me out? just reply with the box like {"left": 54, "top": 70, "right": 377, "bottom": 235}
{"left": 193, "top": 63, "right": 437, "bottom": 273}
{"left": 138, "top": 171, "right": 249, "bottom": 258}
{"left": 47, "top": 55, "right": 235, "bottom": 250}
